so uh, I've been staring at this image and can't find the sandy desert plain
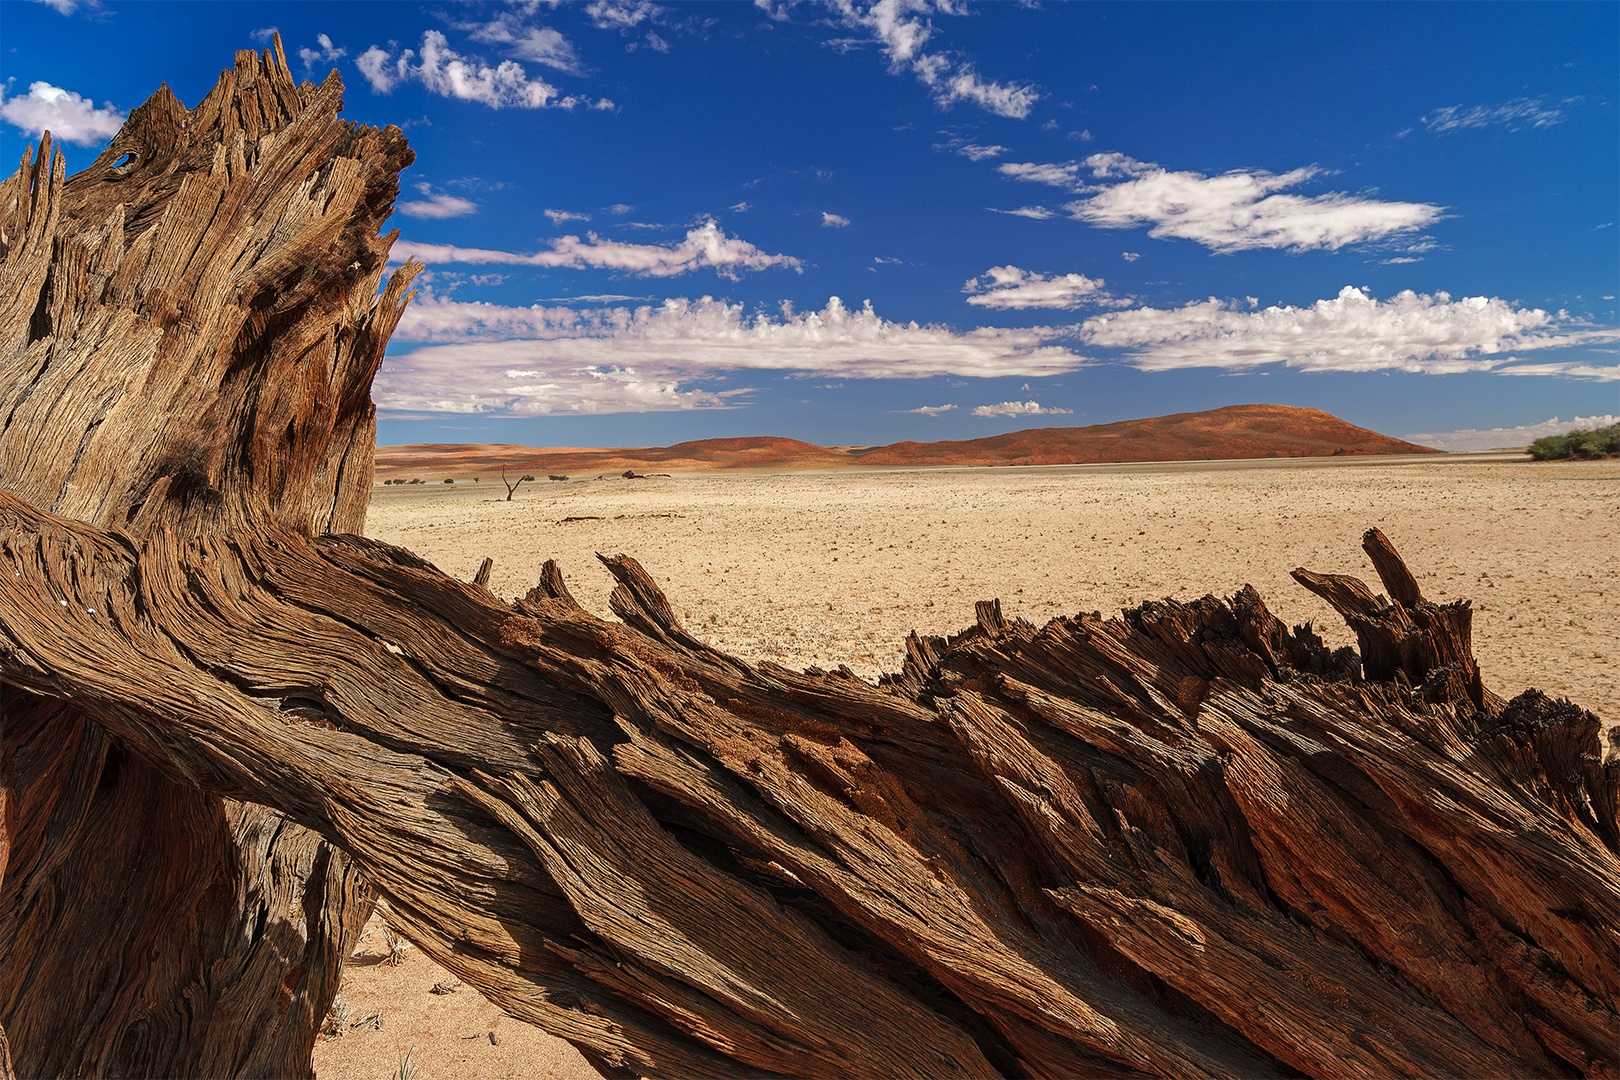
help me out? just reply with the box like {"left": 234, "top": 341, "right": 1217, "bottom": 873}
{"left": 315, "top": 450, "right": 1617, "bottom": 1080}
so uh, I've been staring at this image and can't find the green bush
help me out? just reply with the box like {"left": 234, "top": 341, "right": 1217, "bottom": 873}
{"left": 1527, "top": 424, "right": 1620, "bottom": 461}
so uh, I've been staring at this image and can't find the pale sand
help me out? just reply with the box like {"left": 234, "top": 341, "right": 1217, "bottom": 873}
{"left": 316, "top": 452, "right": 1617, "bottom": 1078}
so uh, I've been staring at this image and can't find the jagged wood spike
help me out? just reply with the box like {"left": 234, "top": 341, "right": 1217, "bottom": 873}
{"left": 2, "top": 38, "right": 1617, "bottom": 1080}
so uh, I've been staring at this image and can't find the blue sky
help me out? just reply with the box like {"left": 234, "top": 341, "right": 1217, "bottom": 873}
{"left": 5, "top": 0, "right": 1616, "bottom": 450}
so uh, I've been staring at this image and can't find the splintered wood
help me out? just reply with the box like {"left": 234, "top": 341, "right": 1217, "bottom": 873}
{"left": 2, "top": 37, "right": 1617, "bottom": 1080}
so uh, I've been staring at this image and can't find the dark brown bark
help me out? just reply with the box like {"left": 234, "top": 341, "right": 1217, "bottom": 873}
{"left": 2, "top": 38, "right": 1618, "bottom": 1080}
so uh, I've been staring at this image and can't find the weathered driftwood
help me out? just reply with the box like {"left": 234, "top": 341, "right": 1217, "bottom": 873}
{"left": 2, "top": 41, "right": 1618, "bottom": 1080}
{"left": 0, "top": 37, "right": 411, "bottom": 1078}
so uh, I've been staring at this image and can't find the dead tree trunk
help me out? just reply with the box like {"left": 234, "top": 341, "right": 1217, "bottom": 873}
{"left": 2, "top": 41, "right": 1617, "bottom": 1080}
{"left": 0, "top": 38, "right": 412, "bottom": 1077}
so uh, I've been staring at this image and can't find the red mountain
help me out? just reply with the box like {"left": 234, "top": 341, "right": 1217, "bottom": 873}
{"left": 374, "top": 404, "right": 1438, "bottom": 478}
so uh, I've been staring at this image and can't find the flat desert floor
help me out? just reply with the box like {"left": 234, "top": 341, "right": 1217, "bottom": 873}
{"left": 315, "top": 451, "right": 1617, "bottom": 1079}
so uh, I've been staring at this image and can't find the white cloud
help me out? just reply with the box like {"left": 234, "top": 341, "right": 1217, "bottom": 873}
{"left": 604, "top": 203, "right": 635, "bottom": 215}
{"left": 957, "top": 143, "right": 1008, "bottom": 161}
{"left": 997, "top": 152, "right": 1445, "bottom": 253}
{"left": 1423, "top": 96, "right": 1578, "bottom": 135}
{"left": 391, "top": 221, "right": 802, "bottom": 278}
{"left": 545, "top": 208, "right": 592, "bottom": 225}
{"left": 31, "top": 0, "right": 101, "bottom": 12}
{"left": 1121, "top": 251, "right": 1139, "bottom": 262}
{"left": 821, "top": 212, "right": 851, "bottom": 227}
{"left": 1069, "top": 129, "right": 1092, "bottom": 142}
{"left": 298, "top": 33, "right": 347, "bottom": 76}
{"left": 998, "top": 159, "right": 1083, "bottom": 186}
{"left": 464, "top": 13, "right": 583, "bottom": 73}
{"left": 645, "top": 31, "right": 671, "bottom": 53}
{"left": 380, "top": 292, "right": 1088, "bottom": 415}
{"left": 397, "top": 182, "right": 478, "bottom": 219}
{"left": 357, "top": 31, "right": 612, "bottom": 109}
{"left": 0, "top": 81, "right": 124, "bottom": 146}
{"left": 1404, "top": 414, "right": 1620, "bottom": 452}
{"left": 972, "top": 400, "right": 1073, "bottom": 418}
{"left": 587, "top": 0, "right": 662, "bottom": 30}
{"left": 904, "top": 404, "right": 956, "bottom": 415}
{"left": 988, "top": 205, "right": 1057, "bottom": 220}
{"left": 1494, "top": 361, "right": 1620, "bottom": 382}
{"left": 963, "top": 265, "right": 1124, "bottom": 310}
{"left": 729, "top": 201, "right": 750, "bottom": 213}
{"left": 251, "top": 27, "right": 280, "bottom": 44}
{"left": 819, "top": 0, "right": 1040, "bottom": 119}
{"left": 1080, "top": 286, "right": 1620, "bottom": 375}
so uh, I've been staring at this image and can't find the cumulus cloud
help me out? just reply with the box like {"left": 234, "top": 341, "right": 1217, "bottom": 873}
{"left": 0, "top": 81, "right": 124, "bottom": 146}
{"left": 821, "top": 212, "right": 851, "bottom": 227}
{"left": 1121, "top": 251, "right": 1140, "bottom": 262}
{"left": 972, "top": 400, "right": 1073, "bottom": 418}
{"left": 545, "top": 208, "right": 592, "bottom": 225}
{"left": 963, "top": 265, "right": 1125, "bottom": 310}
{"left": 998, "top": 152, "right": 1444, "bottom": 253}
{"left": 396, "top": 182, "right": 478, "bottom": 219}
{"left": 357, "top": 31, "right": 612, "bottom": 109}
{"left": 31, "top": 0, "right": 102, "bottom": 13}
{"left": 1423, "top": 96, "right": 1578, "bottom": 135}
{"left": 957, "top": 143, "right": 1007, "bottom": 161}
{"left": 464, "top": 12, "right": 583, "bottom": 73}
{"left": 904, "top": 403, "right": 957, "bottom": 415}
{"left": 1403, "top": 414, "right": 1620, "bottom": 453}
{"left": 298, "top": 33, "right": 347, "bottom": 76}
{"left": 379, "top": 292, "right": 1087, "bottom": 414}
{"left": 813, "top": 0, "right": 1040, "bottom": 119}
{"left": 587, "top": 0, "right": 662, "bottom": 30}
{"left": 391, "top": 221, "right": 802, "bottom": 278}
{"left": 1079, "top": 286, "right": 1620, "bottom": 375}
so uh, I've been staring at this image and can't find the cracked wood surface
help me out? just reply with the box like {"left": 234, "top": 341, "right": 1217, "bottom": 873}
{"left": 1, "top": 37, "right": 1617, "bottom": 1080}
{"left": 2, "top": 491, "right": 1616, "bottom": 1077}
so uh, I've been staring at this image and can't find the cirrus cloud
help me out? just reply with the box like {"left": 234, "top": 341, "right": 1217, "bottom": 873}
{"left": 390, "top": 220, "right": 802, "bottom": 279}
{"left": 1422, "top": 96, "right": 1580, "bottom": 135}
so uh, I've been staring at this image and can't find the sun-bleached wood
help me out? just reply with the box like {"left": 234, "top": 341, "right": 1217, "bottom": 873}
{"left": 2, "top": 41, "right": 1617, "bottom": 1080}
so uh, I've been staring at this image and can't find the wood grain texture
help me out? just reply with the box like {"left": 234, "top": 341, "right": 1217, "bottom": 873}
{"left": 1, "top": 38, "right": 1617, "bottom": 1080}
{"left": 0, "top": 35, "right": 409, "bottom": 1077}
{"left": 2, "top": 491, "right": 1616, "bottom": 1078}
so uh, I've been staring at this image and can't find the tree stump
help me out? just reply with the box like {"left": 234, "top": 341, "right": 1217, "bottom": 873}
{"left": 1, "top": 40, "right": 1616, "bottom": 1080}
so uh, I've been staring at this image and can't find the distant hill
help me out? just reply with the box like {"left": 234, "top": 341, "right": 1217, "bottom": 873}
{"left": 374, "top": 404, "right": 1440, "bottom": 478}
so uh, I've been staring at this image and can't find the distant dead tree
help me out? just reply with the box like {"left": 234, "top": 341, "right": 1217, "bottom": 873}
{"left": 1, "top": 38, "right": 1615, "bottom": 1080}
{"left": 501, "top": 466, "right": 537, "bottom": 500}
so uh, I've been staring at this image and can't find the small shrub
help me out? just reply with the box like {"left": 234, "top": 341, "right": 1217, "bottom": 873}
{"left": 322, "top": 995, "right": 351, "bottom": 1038}
{"left": 443, "top": 478, "right": 454, "bottom": 484}
{"left": 549, "top": 474, "right": 568, "bottom": 481}
{"left": 383, "top": 925, "right": 411, "bottom": 966}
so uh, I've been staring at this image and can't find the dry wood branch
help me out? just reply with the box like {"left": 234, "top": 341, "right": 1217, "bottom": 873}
{"left": 2, "top": 37, "right": 1617, "bottom": 1080}
{"left": 2, "top": 488, "right": 1615, "bottom": 1078}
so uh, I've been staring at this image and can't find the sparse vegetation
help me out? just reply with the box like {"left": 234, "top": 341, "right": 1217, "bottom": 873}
{"left": 383, "top": 925, "right": 412, "bottom": 966}
{"left": 322, "top": 995, "right": 352, "bottom": 1038}
{"left": 549, "top": 474, "right": 568, "bottom": 481}
{"left": 443, "top": 478, "right": 454, "bottom": 484}
{"left": 396, "top": 1045, "right": 419, "bottom": 1080}
{"left": 1527, "top": 423, "right": 1620, "bottom": 460}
